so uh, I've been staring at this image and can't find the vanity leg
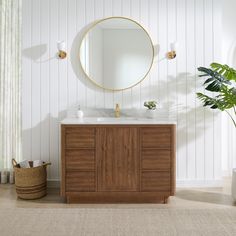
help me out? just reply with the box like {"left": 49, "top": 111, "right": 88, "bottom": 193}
{"left": 66, "top": 196, "right": 70, "bottom": 204}
{"left": 163, "top": 197, "right": 168, "bottom": 204}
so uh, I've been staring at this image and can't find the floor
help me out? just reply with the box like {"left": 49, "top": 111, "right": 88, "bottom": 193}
{"left": 0, "top": 178, "right": 236, "bottom": 235}
{"left": 1, "top": 178, "right": 235, "bottom": 209}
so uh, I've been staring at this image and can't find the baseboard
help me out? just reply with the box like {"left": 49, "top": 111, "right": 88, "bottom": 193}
{"left": 47, "top": 179, "right": 60, "bottom": 188}
{"left": 222, "top": 170, "right": 232, "bottom": 177}
{"left": 47, "top": 179, "right": 223, "bottom": 189}
{"left": 176, "top": 179, "right": 223, "bottom": 188}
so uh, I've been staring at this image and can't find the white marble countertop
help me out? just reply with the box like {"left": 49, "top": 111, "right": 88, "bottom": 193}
{"left": 61, "top": 117, "right": 177, "bottom": 125}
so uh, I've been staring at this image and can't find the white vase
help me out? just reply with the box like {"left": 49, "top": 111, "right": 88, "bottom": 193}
{"left": 146, "top": 109, "right": 156, "bottom": 119}
{"left": 232, "top": 168, "right": 236, "bottom": 201}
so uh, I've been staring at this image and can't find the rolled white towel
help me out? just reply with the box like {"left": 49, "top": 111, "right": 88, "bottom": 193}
{"left": 33, "top": 160, "right": 43, "bottom": 167}
{"left": 19, "top": 160, "right": 30, "bottom": 168}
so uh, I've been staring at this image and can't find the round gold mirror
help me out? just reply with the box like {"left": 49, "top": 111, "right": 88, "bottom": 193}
{"left": 79, "top": 17, "right": 154, "bottom": 91}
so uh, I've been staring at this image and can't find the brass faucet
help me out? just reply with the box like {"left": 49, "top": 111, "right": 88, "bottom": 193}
{"left": 115, "top": 103, "right": 120, "bottom": 118}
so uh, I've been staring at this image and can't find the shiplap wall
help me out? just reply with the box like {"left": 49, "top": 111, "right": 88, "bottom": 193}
{"left": 222, "top": 0, "right": 236, "bottom": 176}
{"left": 22, "top": 0, "right": 222, "bottom": 185}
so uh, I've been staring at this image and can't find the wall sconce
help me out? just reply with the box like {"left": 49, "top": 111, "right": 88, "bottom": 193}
{"left": 166, "top": 42, "right": 178, "bottom": 60}
{"left": 57, "top": 41, "right": 67, "bottom": 59}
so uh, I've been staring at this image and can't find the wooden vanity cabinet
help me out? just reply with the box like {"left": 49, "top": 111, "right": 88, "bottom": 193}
{"left": 61, "top": 124, "right": 176, "bottom": 203}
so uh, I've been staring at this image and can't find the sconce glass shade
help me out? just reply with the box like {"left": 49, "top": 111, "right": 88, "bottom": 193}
{"left": 170, "top": 42, "right": 178, "bottom": 51}
{"left": 57, "top": 41, "right": 66, "bottom": 51}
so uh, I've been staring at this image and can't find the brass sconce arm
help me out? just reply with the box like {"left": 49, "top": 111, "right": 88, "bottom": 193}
{"left": 58, "top": 50, "right": 67, "bottom": 59}
{"left": 166, "top": 50, "right": 176, "bottom": 60}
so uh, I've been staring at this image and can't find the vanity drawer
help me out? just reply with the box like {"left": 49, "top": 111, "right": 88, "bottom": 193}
{"left": 66, "top": 149, "right": 95, "bottom": 171}
{"left": 141, "top": 149, "right": 170, "bottom": 170}
{"left": 141, "top": 127, "right": 171, "bottom": 148}
{"left": 141, "top": 171, "right": 170, "bottom": 192}
{"left": 66, "top": 171, "right": 95, "bottom": 192}
{"left": 65, "top": 127, "right": 95, "bottom": 148}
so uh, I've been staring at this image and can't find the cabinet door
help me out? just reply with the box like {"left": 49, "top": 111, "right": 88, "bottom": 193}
{"left": 97, "top": 127, "right": 139, "bottom": 191}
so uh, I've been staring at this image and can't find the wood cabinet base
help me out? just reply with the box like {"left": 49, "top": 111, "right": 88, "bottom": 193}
{"left": 61, "top": 124, "right": 176, "bottom": 204}
{"left": 65, "top": 192, "right": 170, "bottom": 204}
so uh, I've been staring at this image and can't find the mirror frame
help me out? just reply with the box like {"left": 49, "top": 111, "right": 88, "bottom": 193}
{"left": 79, "top": 16, "right": 154, "bottom": 91}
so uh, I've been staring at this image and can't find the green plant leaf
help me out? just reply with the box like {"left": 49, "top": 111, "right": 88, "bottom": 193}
{"left": 197, "top": 63, "right": 236, "bottom": 127}
{"left": 211, "top": 62, "right": 236, "bottom": 82}
{"left": 198, "top": 67, "right": 231, "bottom": 92}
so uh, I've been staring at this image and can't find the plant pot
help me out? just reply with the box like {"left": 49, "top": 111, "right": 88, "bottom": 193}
{"left": 146, "top": 109, "right": 156, "bottom": 119}
{"left": 232, "top": 168, "right": 236, "bottom": 201}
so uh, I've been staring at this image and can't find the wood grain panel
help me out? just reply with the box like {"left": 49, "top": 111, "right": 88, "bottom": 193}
{"left": 65, "top": 149, "right": 95, "bottom": 170}
{"left": 141, "top": 149, "right": 170, "bottom": 170}
{"left": 66, "top": 192, "right": 170, "bottom": 203}
{"left": 141, "top": 127, "right": 171, "bottom": 148}
{"left": 66, "top": 171, "right": 95, "bottom": 192}
{"left": 141, "top": 171, "right": 170, "bottom": 192}
{"left": 97, "top": 127, "right": 139, "bottom": 191}
{"left": 65, "top": 127, "right": 95, "bottom": 148}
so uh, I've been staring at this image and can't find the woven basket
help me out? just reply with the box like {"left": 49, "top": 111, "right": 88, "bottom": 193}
{"left": 12, "top": 159, "right": 51, "bottom": 200}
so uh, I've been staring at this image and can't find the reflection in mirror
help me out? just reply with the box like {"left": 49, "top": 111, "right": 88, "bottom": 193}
{"left": 79, "top": 17, "right": 154, "bottom": 91}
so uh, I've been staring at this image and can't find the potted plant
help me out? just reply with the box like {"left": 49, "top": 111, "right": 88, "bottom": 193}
{"left": 144, "top": 101, "right": 157, "bottom": 118}
{"left": 196, "top": 62, "right": 236, "bottom": 201}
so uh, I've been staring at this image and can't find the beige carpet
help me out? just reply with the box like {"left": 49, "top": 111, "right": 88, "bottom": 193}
{"left": 1, "top": 207, "right": 236, "bottom": 236}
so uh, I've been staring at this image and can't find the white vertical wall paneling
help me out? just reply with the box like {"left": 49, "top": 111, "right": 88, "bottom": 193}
{"left": 204, "top": 0, "right": 214, "bottom": 180}
{"left": 139, "top": 0, "right": 150, "bottom": 106}
{"left": 213, "top": 0, "right": 222, "bottom": 179}
{"left": 57, "top": 0, "right": 68, "bottom": 179}
{"left": 95, "top": 0, "right": 106, "bottom": 109}
{"left": 76, "top": 0, "right": 86, "bottom": 108}
{"left": 195, "top": 0, "right": 205, "bottom": 180}
{"left": 49, "top": 0, "right": 59, "bottom": 179}
{"left": 112, "top": 0, "right": 123, "bottom": 109}
{"left": 186, "top": 0, "right": 196, "bottom": 179}
{"left": 103, "top": 0, "right": 114, "bottom": 109}
{"left": 31, "top": 0, "right": 41, "bottom": 161}
{"left": 167, "top": 0, "right": 177, "bottom": 180}
{"left": 130, "top": 0, "right": 141, "bottom": 108}
{"left": 22, "top": 0, "right": 222, "bottom": 183}
{"left": 167, "top": 0, "right": 177, "bottom": 121}
{"left": 222, "top": 0, "right": 236, "bottom": 174}
{"left": 176, "top": 0, "right": 187, "bottom": 179}
{"left": 85, "top": 0, "right": 97, "bottom": 108}
{"left": 156, "top": 0, "right": 160, "bottom": 108}
{"left": 40, "top": 0, "right": 50, "bottom": 167}
{"left": 58, "top": 0, "right": 68, "bottom": 115}
{"left": 22, "top": 0, "right": 32, "bottom": 161}
{"left": 158, "top": 0, "right": 168, "bottom": 111}
{"left": 67, "top": 0, "right": 77, "bottom": 108}
{"left": 83, "top": 0, "right": 88, "bottom": 108}
{"left": 121, "top": 0, "right": 133, "bottom": 109}
{"left": 149, "top": 0, "right": 158, "bottom": 103}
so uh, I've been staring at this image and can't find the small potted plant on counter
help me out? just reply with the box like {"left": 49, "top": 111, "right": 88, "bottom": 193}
{"left": 144, "top": 100, "right": 157, "bottom": 118}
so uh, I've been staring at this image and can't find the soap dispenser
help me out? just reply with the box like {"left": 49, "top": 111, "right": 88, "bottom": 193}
{"left": 77, "top": 105, "right": 84, "bottom": 119}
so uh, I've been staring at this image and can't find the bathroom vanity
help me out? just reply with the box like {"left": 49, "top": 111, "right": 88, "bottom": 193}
{"left": 60, "top": 118, "right": 176, "bottom": 203}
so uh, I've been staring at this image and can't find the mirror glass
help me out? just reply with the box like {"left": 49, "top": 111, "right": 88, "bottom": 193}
{"left": 79, "top": 17, "right": 154, "bottom": 91}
